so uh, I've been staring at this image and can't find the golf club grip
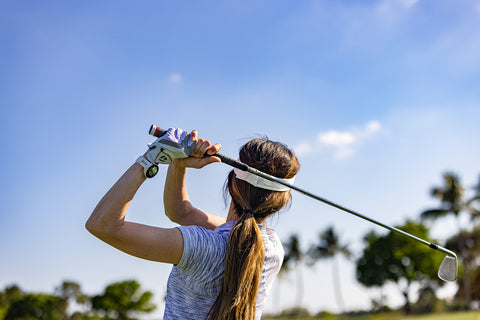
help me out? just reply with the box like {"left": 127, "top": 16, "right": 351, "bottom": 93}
{"left": 148, "top": 125, "right": 248, "bottom": 171}
{"left": 149, "top": 125, "right": 167, "bottom": 138}
{"left": 214, "top": 153, "right": 248, "bottom": 171}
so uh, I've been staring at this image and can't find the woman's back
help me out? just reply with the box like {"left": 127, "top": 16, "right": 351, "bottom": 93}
{"left": 163, "top": 221, "right": 284, "bottom": 320}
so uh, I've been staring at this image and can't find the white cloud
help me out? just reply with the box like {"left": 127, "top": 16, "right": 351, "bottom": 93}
{"left": 293, "top": 141, "right": 313, "bottom": 157}
{"left": 373, "top": 0, "right": 420, "bottom": 28}
{"left": 365, "top": 120, "right": 382, "bottom": 133}
{"left": 334, "top": 147, "right": 355, "bottom": 160}
{"left": 318, "top": 130, "right": 356, "bottom": 147}
{"left": 403, "top": 0, "right": 420, "bottom": 8}
{"left": 169, "top": 73, "right": 183, "bottom": 84}
{"left": 294, "top": 120, "right": 384, "bottom": 160}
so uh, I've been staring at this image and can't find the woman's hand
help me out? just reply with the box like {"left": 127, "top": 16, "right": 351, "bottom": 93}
{"left": 173, "top": 130, "right": 222, "bottom": 169}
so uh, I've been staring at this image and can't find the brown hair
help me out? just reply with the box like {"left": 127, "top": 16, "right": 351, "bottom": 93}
{"left": 207, "top": 138, "right": 300, "bottom": 319}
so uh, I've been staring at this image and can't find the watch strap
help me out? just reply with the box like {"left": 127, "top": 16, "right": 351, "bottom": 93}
{"left": 136, "top": 155, "right": 158, "bottom": 178}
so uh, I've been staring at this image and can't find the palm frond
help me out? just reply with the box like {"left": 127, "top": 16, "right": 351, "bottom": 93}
{"left": 420, "top": 208, "right": 450, "bottom": 220}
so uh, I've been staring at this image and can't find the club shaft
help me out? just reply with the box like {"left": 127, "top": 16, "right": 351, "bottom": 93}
{"left": 247, "top": 164, "right": 456, "bottom": 257}
{"left": 149, "top": 125, "right": 457, "bottom": 259}
{"left": 216, "top": 154, "right": 456, "bottom": 258}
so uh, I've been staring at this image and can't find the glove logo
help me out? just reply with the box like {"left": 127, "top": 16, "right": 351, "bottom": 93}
{"left": 155, "top": 148, "right": 172, "bottom": 164}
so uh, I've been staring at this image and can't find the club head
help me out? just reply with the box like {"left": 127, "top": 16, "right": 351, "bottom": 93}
{"left": 438, "top": 254, "right": 457, "bottom": 282}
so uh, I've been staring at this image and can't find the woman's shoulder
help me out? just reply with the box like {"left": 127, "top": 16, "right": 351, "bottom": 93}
{"left": 176, "top": 224, "right": 232, "bottom": 270}
{"left": 178, "top": 221, "right": 233, "bottom": 247}
{"left": 259, "top": 224, "right": 280, "bottom": 239}
{"left": 259, "top": 224, "right": 284, "bottom": 254}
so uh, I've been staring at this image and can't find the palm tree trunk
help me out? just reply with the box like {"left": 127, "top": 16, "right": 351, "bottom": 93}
{"left": 332, "top": 255, "right": 345, "bottom": 315}
{"left": 402, "top": 289, "right": 411, "bottom": 314}
{"left": 456, "top": 215, "right": 472, "bottom": 309}
{"left": 273, "top": 281, "right": 281, "bottom": 315}
{"left": 461, "top": 253, "right": 472, "bottom": 309}
{"left": 295, "top": 265, "right": 304, "bottom": 308}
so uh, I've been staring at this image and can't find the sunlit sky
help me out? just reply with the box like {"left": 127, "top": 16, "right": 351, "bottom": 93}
{"left": 1, "top": 0, "right": 480, "bottom": 318}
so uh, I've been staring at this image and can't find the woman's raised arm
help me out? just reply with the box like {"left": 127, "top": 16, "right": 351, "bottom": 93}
{"left": 86, "top": 162, "right": 184, "bottom": 264}
{"left": 163, "top": 131, "right": 226, "bottom": 230}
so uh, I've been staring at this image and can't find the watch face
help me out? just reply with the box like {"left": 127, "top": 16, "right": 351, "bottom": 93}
{"left": 147, "top": 165, "right": 158, "bottom": 178}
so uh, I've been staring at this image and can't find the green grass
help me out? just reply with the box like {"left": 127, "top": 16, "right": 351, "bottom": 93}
{"left": 393, "top": 311, "right": 479, "bottom": 320}
{"left": 263, "top": 311, "right": 480, "bottom": 320}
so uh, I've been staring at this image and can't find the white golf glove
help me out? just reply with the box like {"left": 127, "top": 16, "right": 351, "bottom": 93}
{"left": 144, "top": 128, "right": 197, "bottom": 164}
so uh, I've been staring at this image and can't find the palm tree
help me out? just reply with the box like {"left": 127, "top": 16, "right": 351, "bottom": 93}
{"left": 467, "top": 174, "right": 480, "bottom": 221}
{"left": 281, "top": 234, "right": 304, "bottom": 310}
{"left": 307, "top": 226, "right": 351, "bottom": 314}
{"left": 420, "top": 172, "right": 478, "bottom": 309}
{"left": 444, "top": 225, "right": 480, "bottom": 305}
{"left": 421, "top": 172, "right": 465, "bottom": 225}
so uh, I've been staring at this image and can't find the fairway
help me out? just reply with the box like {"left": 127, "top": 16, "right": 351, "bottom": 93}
{"left": 262, "top": 311, "right": 480, "bottom": 320}
{"left": 398, "top": 311, "right": 480, "bottom": 320}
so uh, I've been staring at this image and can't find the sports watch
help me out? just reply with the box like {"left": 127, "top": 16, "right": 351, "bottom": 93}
{"left": 136, "top": 155, "right": 159, "bottom": 178}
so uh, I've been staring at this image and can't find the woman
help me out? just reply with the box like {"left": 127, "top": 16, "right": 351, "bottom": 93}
{"left": 86, "top": 128, "right": 299, "bottom": 319}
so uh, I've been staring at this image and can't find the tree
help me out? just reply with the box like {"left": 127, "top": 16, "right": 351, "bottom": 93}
{"left": 421, "top": 172, "right": 465, "bottom": 223}
{"left": 471, "top": 268, "right": 480, "bottom": 303}
{"left": 467, "top": 174, "right": 480, "bottom": 221}
{"left": 5, "top": 293, "right": 67, "bottom": 320}
{"left": 420, "top": 172, "right": 479, "bottom": 309}
{"left": 356, "top": 221, "right": 444, "bottom": 314}
{"left": 1, "top": 284, "right": 81, "bottom": 320}
{"left": 444, "top": 225, "right": 480, "bottom": 306}
{"left": 56, "top": 281, "right": 89, "bottom": 305}
{"left": 0, "top": 286, "right": 21, "bottom": 319}
{"left": 307, "top": 226, "right": 351, "bottom": 314}
{"left": 414, "top": 285, "right": 439, "bottom": 313}
{"left": 281, "top": 234, "right": 304, "bottom": 309}
{"left": 55, "top": 281, "right": 90, "bottom": 319}
{"left": 0, "top": 290, "right": 8, "bottom": 319}
{"left": 90, "top": 280, "right": 155, "bottom": 320}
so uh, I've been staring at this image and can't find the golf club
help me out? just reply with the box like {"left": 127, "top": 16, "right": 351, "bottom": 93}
{"left": 149, "top": 125, "right": 458, "bottom": 282}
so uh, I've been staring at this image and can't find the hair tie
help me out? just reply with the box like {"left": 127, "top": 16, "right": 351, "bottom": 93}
{"left": 243, "top": 209, "right": 256, "bottom": 217}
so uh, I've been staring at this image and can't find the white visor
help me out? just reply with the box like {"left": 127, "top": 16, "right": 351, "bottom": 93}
{"left": 234, "top": 168, "right": 295, "bottom": 192}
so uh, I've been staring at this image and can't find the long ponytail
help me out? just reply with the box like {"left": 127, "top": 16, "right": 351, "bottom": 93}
{"left": 208, "top": 138, "right": 300, "bottom": 320}
{"left": 207, "top": 209, "right": 265, "bottom": 319}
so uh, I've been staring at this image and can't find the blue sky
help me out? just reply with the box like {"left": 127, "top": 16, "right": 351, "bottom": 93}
{"left": 1, "top": 0, "right": 480, "bottom": 317}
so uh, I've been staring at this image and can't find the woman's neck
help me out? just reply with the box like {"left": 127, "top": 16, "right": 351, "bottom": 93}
{"left": 226, "top": 201, "right": 238, "bottom": 222}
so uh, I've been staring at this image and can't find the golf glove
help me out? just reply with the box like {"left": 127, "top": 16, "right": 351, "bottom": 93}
{"left": 144, "top": 128, "right": 197, "bottom": 164}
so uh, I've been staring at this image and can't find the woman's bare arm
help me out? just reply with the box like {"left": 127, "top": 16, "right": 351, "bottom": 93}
{"left": 163, "top": 132, "right": 226, "bottom": 230}
{"left": 86, "top": 163, "right": 183, "bottom": 264}
{"left": 164, "top": 160, "right": 226, "bottom": 230}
